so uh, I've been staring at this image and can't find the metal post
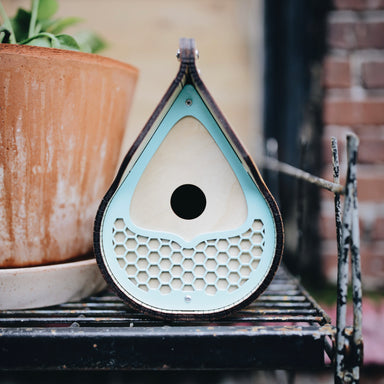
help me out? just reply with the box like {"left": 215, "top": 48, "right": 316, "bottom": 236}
{"left": 334, "top": 134, "right": 362, "bottom": 384}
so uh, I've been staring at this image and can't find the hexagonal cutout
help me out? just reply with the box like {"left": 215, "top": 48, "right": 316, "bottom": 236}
{"left": 171, "top": 278, "right": 183, "bottom": 290}
{"left": 148, "top": 265, "right": 160, "bottom": 277}
{"left": 251, "top": 246, "right": 263, "bottom": 257}
{"left": 182, "top": 284, "right": 194, "bottom": 292}
{"left": 171, "top": 265, "right": 183, "bottom": 277}
{"left": 205, "top": 245, "right": 216, "bottom": 257}
{"left": 217, "top": 252, "right": 228, "bottom": 264}
{"left": 137, "top": 258, "right": 149, "bottom": 270}
{"left": 125, "top": 264, "right": 137, "bottom": 277}
{"left": 125, "top": 228, "right": 135, "bottom": 237}
{"left": 159, "top": 258, "right": 172, "bottom": 270}
{"left": 148, "top": 252, "right": 160, "bottom": 264}
{"left": 171, "top": 252, "right": 183, "bottom": 264}
{"left": 205, "top": 259, "right": 217, "bottom": 271}
{"left": 182, "top": 271, "right": 194, "bottom": 284}
{"left": 216, "top": 266, "right": 229, "bottom": 277}
{"left": 125, "top": 238, "right": 137, "bottom": 251}
{"left": 228, "top": 285, "right": 237, "bottom": 293}
{"left": 228, "top": 236, "right": 241, "bottom": 245}
{"left": 206, "top": 285, "right": 217, "bottom": 295}
{"left": 113, "top": 231, "right": 126, "bottom": 243}
{"left": 194, "top": 252, "right": 206, "bottom": 265}
{"left": 228, "top": 246, "right": 241, "bottom": 257}
{"left": 159, "top": 245, "right": 172, "bottom": 257}
{"left": 148, "top": 239, "right": 160, "bottom": 250}
{"left": 240, "top": 239, "right": 252, "bottom": 250}
{"left": 138, "top": 284, "right": 149, "bottom": 292}
{"left": 160, "top": 285, "right": 171, "bottom": 294}
{"left": 137, "top": 244, "right": 149, "bottom": 256}
{"left": 240, "top": 253, "right": 251, "bottom": 264}
{"left": 114, "top": 245, "right": 126, "bottom": 256}
{"left": 215, "top": 239, "right": 229, "bottom": 252}
{"left": 239, "top": 278, "right": 248, "bottom": 286}
{"left": 217, "top": 279, "right": 229, "bottom": 290}
{"left": 242, "top": 229, "right": 253, "bottom": 239}
{"left": 194, "top": 278, "right": 205, "bottom": 290}
{"left": 126, "top": 252, "right": 136, "bottom": 264}
{"left": 148, "top": 278, "right": 160, "bottom": 289}
{"left": 195, "top": 242, "right": 205, "bottom": 251}
{"left": 240, "top": 265, "right": 252, "bottom": 277}
{"left": 205, "top": 272, "right": 217, "bottom": 284}
{"left": 182, "top": 258, "right": 194, "bottom": 271}
{"left": 228, "top": 272, "right": 241, "bottom": 285}
{"left": 251, "top": 259, "right": 260, "bottom": 269}
{"left": 136, "top": 235, "right": 148, "bottom": 245}
{"left": 228, "top": 259, "right": 240, "bottom": 271}
{"left": 251, "top": 233, "right": 264, "bottom": 244}
{"left": 170, "top": 241, "right": 182, "bottom": 251}
{"left": 252, "top": 220, "right": 263, "bottom": 231}
{"left": 114, "top": 219, "right": 125, "bottom": 230}
{"left": 137, "top": 271, "right": 149, "bottom": 284}
{"left": 117, "top": 257, "right": 126, "bottom": 269}
{"left": 193, "top": 265, "right": 206, "bottom": 277}
{"left": 159, "top": 271, "right": 172, "bottom": 284}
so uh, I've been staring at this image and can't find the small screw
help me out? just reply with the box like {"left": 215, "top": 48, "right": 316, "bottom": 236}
{"left": 185, "top": 99, "right": 192, "bottom": 106}
{"left": 184, "top": 295, "right": 192, "bottom": 303}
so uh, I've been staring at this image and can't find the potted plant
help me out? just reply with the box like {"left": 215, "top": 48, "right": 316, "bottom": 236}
{"left": 0, "top": 0, "right": 139, "bottom": 308}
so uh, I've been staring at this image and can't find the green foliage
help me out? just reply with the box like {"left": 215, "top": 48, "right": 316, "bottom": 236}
{"left": 0, "top": 0, "right": 105, "bottom": 53}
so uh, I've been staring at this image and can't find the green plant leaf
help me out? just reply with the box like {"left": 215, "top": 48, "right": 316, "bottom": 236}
{"left": 37, "top": 0, "right": 59, "bottom": 20}
{"left": 0, "top": 1, "right": 16, "bottom": 43}
{"left": 45, "top": 17, "right": 82, "bottom": 34}
{"left": 74, "top": 30, "right": 106, "bottom": 53}
{"left": 56, "top": 34, "right": 80, "bottom": 51}
{"left": 10, "top": 8, "right": 30, "bottom": 42}
{"left": 24, "top": 35, "right": 52, "bottom": 48}
{"left": 0, "top": 26, "right": 11, "bottom": 43}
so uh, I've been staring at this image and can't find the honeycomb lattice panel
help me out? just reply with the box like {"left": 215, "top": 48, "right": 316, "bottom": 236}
{"left": 112, "top": 218, "right": 265, "bottom": 295}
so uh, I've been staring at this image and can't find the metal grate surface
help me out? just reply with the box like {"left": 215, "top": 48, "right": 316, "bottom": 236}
{"left": 0, "top": 265, "right": 335, "bottom": 371}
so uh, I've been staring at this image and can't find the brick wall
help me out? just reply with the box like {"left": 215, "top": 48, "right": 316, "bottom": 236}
{"left": 322, "top": 0, "right": 384, "bottom": 289}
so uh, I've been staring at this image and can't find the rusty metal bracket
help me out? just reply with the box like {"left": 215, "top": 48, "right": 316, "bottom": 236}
{"left": 263, "top": 133, "right": 363, "bottom": 383}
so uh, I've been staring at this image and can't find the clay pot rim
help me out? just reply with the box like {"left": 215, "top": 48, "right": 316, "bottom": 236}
{"left": 0, "top": 43, "right": 139, "bottom": 75}
{"left": 0, "top": 256, "right": 97, "bottom": 274}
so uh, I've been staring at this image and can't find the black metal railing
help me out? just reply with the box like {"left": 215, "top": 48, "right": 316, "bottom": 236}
{"left": 0, "top": 134, "right": 362, "bottom": 383}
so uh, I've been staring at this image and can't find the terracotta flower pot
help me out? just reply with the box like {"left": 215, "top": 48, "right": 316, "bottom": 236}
{"left": 0, "top": 44, "right": 138, "bottom": 268}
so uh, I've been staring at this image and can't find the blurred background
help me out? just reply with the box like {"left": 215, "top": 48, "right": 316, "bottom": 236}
{"left": 2, "top": 0, "right": 384, "bottom": 382}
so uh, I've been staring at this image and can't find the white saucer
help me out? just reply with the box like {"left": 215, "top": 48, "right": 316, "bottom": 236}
{"left": 0, "top": 258, "right": 107, "bottom": 310}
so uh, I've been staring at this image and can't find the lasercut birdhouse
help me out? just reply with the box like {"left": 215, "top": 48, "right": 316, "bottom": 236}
{"left": 94, "top": 38, "right": 284, "bottom": 320}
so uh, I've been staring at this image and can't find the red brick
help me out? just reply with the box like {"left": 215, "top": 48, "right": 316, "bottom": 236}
{"left": 362, "top": 61, "right": 384, "bottom": 88}
{"left": 355, "top": 21, "right": 384, "bottom": 48}
{"left": 334, "top": 0, "right": 384, "bottom": 10}
{"left": 372, "top": 217, "right": 384, "bottom": 240}
{"left": 323, "top": 98, "right": 384, "bottom": 125}
{"left": 323, "top": 57, "right": 351, "bottom": 88}
{"left": 327, "top": 21, "right": 355, "bottom": 49}
{"left": 353, "top": 125, "right": 384, "bottom": 139}
{"left": 360, "top": 244, "right": 384, "bottom": 285}
{"left": 357, "top": 169, "right": 384, "bottom": 201}
{"left": 319, "top": 214, "right": 338, "bottom": 240}
{"left": 327, "top": 21, "right": 384, "bottom": 49}
{"left": 321, "top": 240, "right": 384, "bottom": 287}
{"left": 357, "top": 137, "right": 384, "bottom": 163}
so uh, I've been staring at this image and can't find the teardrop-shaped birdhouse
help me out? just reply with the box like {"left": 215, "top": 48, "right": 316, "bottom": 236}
{"left": 94, "top": 38, "right": 283, "bottom": 320}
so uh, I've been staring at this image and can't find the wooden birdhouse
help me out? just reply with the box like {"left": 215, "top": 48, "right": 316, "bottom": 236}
{"left": 94, "top": 38, "right": 284, "bottom": 320}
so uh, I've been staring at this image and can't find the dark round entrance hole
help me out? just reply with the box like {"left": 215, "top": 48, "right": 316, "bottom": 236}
{"left": 170, "top": 184, "right": 206, "bottom": 220}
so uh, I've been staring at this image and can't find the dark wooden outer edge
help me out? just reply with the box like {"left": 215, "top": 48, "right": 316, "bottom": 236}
{"left": 94, "top": 38, "right": 284, "bottom": 321}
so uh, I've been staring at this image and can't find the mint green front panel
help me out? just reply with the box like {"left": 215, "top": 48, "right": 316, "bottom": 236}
{"left": 101, "top": 85, "right": 277, "bottom": 315}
